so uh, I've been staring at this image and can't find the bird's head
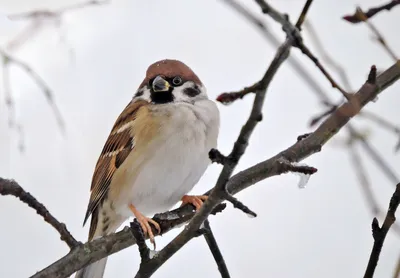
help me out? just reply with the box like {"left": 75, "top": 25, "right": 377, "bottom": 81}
{"left": 134, "top": 59, "right": 208, "bottom": 104}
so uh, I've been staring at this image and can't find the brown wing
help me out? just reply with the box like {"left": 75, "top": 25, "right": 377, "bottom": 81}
{"left": 83, "top": 100, "right": 149, "bottom": 233}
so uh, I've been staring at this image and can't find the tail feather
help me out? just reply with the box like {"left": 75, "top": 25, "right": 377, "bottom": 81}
{"left": 74, "top": 254, "right": 108, "bottom": 278}
{"left": 75, "top": 206, "right": 122, "bottom": 278}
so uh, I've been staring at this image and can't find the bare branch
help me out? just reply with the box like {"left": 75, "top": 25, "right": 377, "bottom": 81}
{"left": 302, "top": 16, "right": 400, "bottom": 185}
{"left": 221, "top": 0, "right": 332, "bottom": 104}
{"left": 303, "top": 20, "right": 353, "bottom": 90}
{"left": 0, "top": 49, "right": 66, "bottom": 134}
{"left": 348, "top": 141, "right": 400, "bottom": 235}
{"left": 223, "top": 193, "right": 257, "bottom": 217}
{"left": 2, "top": 59, "right": 14, "bottom": 127}
{"left": 353, "top": 7, "right": 398, "bottom": 61}
{"left": 393, "top": 254, "right": 400, "bottom": 278}
{"left": 0, "top": 178, "right": 80, "bottom": 249}
{"left": 343, "top": 0, "right": 400, "bottom": 24}
{"left": 133, "top": 218, "right": 231, "bottom": 278}
{"left": 294, "top": 41, "right": 352, "bottom": 100}
{"left": 220, "top": 0, "right": 268, "bottom": 31}
{"left": 31, "top": 204, "right": 226, "bottom": 278}
{"left": 348, "top": 124, "right": 400, "bottom": 185}
{"left": 358, "top": 111, "right": 400, "bottom": 152}
{"left": 364, "top": 183, "right": 400, "bottom": 278}
{"left": 294, "top": 0, "right": 313, "bottom": 29}
{"left": 202, "top": 220, "right": 231, "bottom": 278}
{"left": 216, "top": 82, "right": 261, "bottom": 104}
{"left": 255, "top": 0, "right": 352, "bottom": 100}
{"left": 209, "top": 149, "right": 229, "bottom": 165}
{"left": 309, "top": 103, "right": 337, "bottom": 127}
{"left": 7, "top": 0, "right": 109, "bottom": 20}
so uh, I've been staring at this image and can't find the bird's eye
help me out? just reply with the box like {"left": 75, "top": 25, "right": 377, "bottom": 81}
{"left": 172, "top": 76, "right": 183, "bottom": 86}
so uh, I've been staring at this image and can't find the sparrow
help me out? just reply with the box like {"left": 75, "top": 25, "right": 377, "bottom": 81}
{"left": 75, "top": 59, "right": 220, "bottom": 278}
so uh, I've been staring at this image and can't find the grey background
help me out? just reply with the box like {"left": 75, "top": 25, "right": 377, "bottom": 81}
{"left": 0, "top": 0, "right": 399, "bottom": 277}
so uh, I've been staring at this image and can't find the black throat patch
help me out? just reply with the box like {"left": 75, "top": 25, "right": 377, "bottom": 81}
{"left": 151, "top": 90, "right": 174, "bottom": 104}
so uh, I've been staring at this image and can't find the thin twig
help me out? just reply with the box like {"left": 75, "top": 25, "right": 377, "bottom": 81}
{"left": 223, "top": 193, "right": 257, "bottom": 217}
{"left": 302, "top": 19, "right": 400, "bottom": 186}
{"left": 343, "top": 0, "right": 400, "bottom": 24}
{"left": 255, "top": 0, "right": 352, "bottom": 101}
{"left": 349, "top": 142, "right": 379, "bottom": 215}
{"left": 359, "top": 111, "right": 400, "bottom": 152}
{"left": 220, "top": 0, "right": 268, "bottom": 30}
{"left": 348, "top": 124, "right": 400, "bottom": 185}
{"left": 393, "top": 254, "right": 400, "bottom": 278}
{"left": 348, "top": 141, "right": 400, "bottom": 235}
{"left": 295, "top": 0, "right": 313, "bottom": 29}
{"left": 294, "top": 42, "right": 352, "bottom": 100}
{"left": 303, "top": 20, "right": 353, "bottom": 90}
{"left": 7, "top": 0, "right": 109, "bottom": 20}
{"left": 254, "top": 0, "right": 297, "bottom": 36}
{"left": 364, "top": 183, "right": 400, "bottom": 278}
{"left": 0, "top": 48, "right": 66, "bottom": 133}
{"left": 222, "top": 0, "right": 331, "bottom": 104}
{"left": 202, "top": 220, "right": 231, "bottom": 278}
{"left": 217, "top": 82, "right": 261, "bottom": 104}
{"left": 209, "top": 149, "right": 229, "bottom": 165}
{"left": 360, "top": 111, "right": 400, "bottom": 134}
{"left": 309, "top": 104, "right": 337, "bottom": 127}
{"left": 2, "top": 59, "right": 14, "bottom": 127}
{"left": 0, "top": 178, "right": 80, "bottom": 249}
{"left": 354, "top": 7, "right": 398, "bottom": 61}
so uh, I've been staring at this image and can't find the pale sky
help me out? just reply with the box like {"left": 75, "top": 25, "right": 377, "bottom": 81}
{"left": 0, "top": 1, "right": 399, "bottom": 277}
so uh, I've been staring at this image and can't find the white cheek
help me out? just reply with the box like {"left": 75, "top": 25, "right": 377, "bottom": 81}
{"left": 132, "top": 87, "right": 151, "bottom": 102}
{"left": 173, "top": 83, "right": 208, "bottom": 102}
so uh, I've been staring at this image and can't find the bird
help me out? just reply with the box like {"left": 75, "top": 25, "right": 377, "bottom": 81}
{"left": 75, "top": 59, "right": 220, "bottom": 278}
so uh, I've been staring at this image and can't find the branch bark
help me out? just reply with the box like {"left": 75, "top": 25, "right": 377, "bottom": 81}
{"left": 202, "top": 220, "right": 231, "bottom": 278}
{"left": 364, "top": 183, "right": 400, "bottom": 278}
{"left": 343, "top": 0, "right": 400, "bottom": 24}
{"left": 0, "top": 178, "right": 80, "bottom": 249}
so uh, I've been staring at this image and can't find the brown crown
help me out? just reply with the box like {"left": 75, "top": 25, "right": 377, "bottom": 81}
{"left": 138, "top": 59, "right": 202, "bottom": 89}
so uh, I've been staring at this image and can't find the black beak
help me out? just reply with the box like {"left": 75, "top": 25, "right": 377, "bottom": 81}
{"left": 152, "top": 75, "right": 170, "bottom": 92}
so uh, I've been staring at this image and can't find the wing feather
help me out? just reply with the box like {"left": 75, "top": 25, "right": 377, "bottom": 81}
{"left": 83, "top": 100, "right": 148, "bottom": 229}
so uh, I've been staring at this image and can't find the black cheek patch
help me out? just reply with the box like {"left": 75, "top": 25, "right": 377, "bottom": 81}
{"left": 134, "top": 89, "right": 144, "bottom": 97}
{"left": 183, "top": 86, "right": 201, "bottom": 97}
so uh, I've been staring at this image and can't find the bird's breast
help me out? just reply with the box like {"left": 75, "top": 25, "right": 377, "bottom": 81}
{"left": 113, "top": 101, "right": 219, "bottom": 218}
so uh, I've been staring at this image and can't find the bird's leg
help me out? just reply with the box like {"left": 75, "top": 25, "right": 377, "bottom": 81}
{"left": 180, "top": 195, "right": 208, "bottom": 210}
{"left": 129, "top": 204, "right": 161, "bottom": 249}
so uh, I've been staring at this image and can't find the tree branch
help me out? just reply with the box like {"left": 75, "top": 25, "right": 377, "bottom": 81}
{"left": 393, "top": 254, "right": 400, "bottom": 278}
{"left": 364, "top": 183, "right": 400, "bottom": 278}
{"left": 342, "top": 0, "right": 400, "bottom": 24}
{"left": 31, "top": 204, "right": 226, "bottom": 278}
{"left": 220, "top": 0, "right": 334, "bottom": 105}
{"left": 202, "top": 220, "right": 231, "bottom": 278}
{"left": 0, "top": 178, "right": 80, "bottom": 249}
{"left": 352, "top": 7, "right": 398, "bottom": 61}
{"left": 348, "top": 139, "right": 400, "bottom": 235}
{"left": 0, "top": 48, "right": 66, "bottom": 134}
{"left": 255, "top": 0, "right": 353, "bottom": 100}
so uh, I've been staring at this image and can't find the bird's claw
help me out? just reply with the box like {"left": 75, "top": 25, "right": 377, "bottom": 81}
{"left": 181, "top": 195, "right": 208, "bottom": 211}
{"left": 129, "top": 204, "right": 161, "bottom": 250}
